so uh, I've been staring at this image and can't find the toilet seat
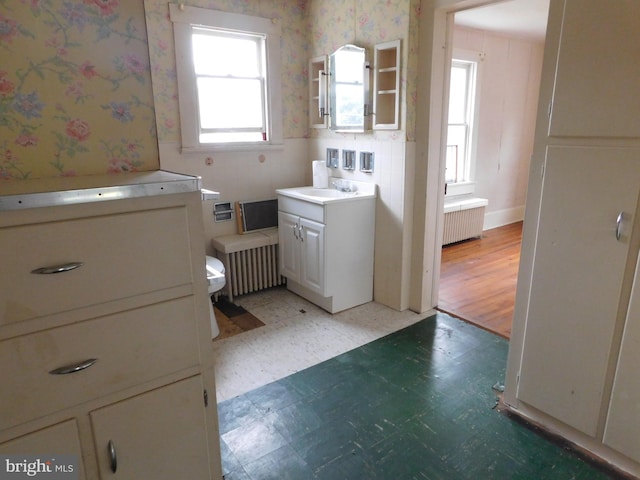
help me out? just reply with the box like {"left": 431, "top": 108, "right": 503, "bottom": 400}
{"left": 206, "top": 256, "right": 226, "bottom": 293}
{"left": 205, "top": 255, "right": 225, "bottom": 339}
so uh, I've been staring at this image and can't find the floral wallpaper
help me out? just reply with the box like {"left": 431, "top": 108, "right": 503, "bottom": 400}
{"left": 144, "top": 0, "right": 309, "bottom": 143}
{"left": 144, "top": 0, "right": 418, "bottom": 144}
{"left": 0, "top": 0, "right": 159, "bottom": 180}
{"left": 0, "top": 0, "right": 422, "bottom": 181}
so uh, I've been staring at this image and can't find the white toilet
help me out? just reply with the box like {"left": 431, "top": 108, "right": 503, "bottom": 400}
{"left": 205, "top": 255, "right": 226, "bottom": 339}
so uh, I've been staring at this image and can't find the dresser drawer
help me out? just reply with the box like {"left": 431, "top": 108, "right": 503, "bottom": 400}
{"left": 0, "top": 207, "right": 193, "bottom": 325}
{"left": 0, "top": 297, "right": 200, "bottom": 431}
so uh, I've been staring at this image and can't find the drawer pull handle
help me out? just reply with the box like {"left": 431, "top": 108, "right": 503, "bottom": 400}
{"left": 31, "top": 262, "right": 84, "bottom": 275}
{"left": 49, "top": 358, "right": 97, "bottom": 375}
{"left": 108, "top": 440, "right": 118, "bottom": 473}
{"left": 616, "top": 211, "right": 624, "bottom": 241}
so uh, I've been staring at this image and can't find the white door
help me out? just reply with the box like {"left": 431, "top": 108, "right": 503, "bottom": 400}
{"left": 508, "top": 0, "right": 640, "bottom": 439}
{"left": 299, "top": 217, "right": 325, "bottom": 294}
{"left": 547, "top": 1, "right": 640, "bottom": 138}
{"left": 604, "top": 255, "right": 640, "bottom": 462}
{"left": 90, "top": 376, "right": 211, "bottom": 479}
{"left": 516, "top": 146, "right": 640, "bottom": 436}
{"left": 278, "top": 211, "right": 300, "bottom": 280}
{"left": 0, "top": 420, "right": 86, "bottom": 478}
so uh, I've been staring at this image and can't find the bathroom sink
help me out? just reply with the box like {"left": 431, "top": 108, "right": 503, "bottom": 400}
{"left": 300, "top": 188, "right": 358, "bottom": 198}
{"left": 277, "top": 181, "right": 376, "bottom": 205}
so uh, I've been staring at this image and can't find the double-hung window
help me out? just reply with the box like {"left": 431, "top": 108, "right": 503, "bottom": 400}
{"left": 445, "top": 49, "right": 481, "bottom": 195}
{"left": 170, "top": 5, "right": 282, "bottom": 151}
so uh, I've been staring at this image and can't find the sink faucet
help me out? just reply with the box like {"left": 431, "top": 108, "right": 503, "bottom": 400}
{"left": 331, "top": 181, "right": 352, "bottom": 192}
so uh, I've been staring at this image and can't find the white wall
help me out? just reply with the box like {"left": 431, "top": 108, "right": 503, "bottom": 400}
{"left": 453, "top": 25, "right": 544, "bottom": 230}
{"left": 159, "top": 140, "right": 307, "bottom": 255}
{"left": 308, "top": 136, "right": 415, "bottom": 310}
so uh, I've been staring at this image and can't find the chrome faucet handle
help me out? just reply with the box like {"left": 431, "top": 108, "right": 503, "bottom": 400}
{"left": 330, "top": 180, "right": 353, "bottom": 192}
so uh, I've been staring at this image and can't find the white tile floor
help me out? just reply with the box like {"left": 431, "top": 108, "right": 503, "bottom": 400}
{"left": 212, "top": 287, "right": 432, "bottom": 402}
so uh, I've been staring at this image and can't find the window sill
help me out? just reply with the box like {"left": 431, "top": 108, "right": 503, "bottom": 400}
{"left": 181, "top": 142, "right": 285, "bottom": 154}
{"left": 445, "top": 181, "right": 475, "bottom": 197}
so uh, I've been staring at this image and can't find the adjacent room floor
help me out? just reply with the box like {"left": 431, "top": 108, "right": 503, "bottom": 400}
{"left": 439, "top": 222, "right": 523, "bottom": 339}
{"left": 212, "top": 288, "right": 620, "bottom": 479}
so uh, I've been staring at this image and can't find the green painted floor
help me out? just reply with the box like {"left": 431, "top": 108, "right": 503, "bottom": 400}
{"left": 217, "top": 312, "right": 618, "bottom": 479}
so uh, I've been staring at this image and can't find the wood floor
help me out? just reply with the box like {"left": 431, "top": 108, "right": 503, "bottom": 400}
{"left": 438, "top": 221, "right": 523, "bottom": 339}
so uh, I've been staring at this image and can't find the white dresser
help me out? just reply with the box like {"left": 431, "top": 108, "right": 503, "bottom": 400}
{"left": 0, "top": 171, "right": 222, "bottom": 479}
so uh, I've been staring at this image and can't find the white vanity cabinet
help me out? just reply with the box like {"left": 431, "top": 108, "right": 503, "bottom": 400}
{"left": 278, "top": 211, "right": 325, "bottom": 294}
{"left": 277, "top": 182, "right": 376, "bottom": 313}
{"left": 0, "top": 171, "right": 222, "bottom": 480}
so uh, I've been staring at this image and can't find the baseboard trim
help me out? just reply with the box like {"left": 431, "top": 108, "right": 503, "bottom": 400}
{"left": 483, "top": 205, "right": 525, "bottom": 231}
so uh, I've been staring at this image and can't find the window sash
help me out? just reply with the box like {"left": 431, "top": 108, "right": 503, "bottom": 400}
{"left": 192, "top": 28, "right": 267, "bottom": 141}
{"left": 192, "top": 28, "right": 263, "bottom": 77}
{"left": 446, "top": 58, "right": 477, "bottom": 185}
{"left": 195, "top": 76, "right": 266, "bottom": 133}
{"left": 170, "top": 4, "right": 282, "bottom": 152}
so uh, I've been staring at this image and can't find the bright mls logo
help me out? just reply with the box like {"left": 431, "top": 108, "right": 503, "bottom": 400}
{"left": 0, "top": 456, "right": 78, "bottom": 479}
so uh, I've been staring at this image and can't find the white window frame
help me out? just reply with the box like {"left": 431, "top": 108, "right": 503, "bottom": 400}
{"left": 445, "top": 48, "right": 483, "bottom": 197}
{"left": 170, "top": 4, "right": 283, "bottom": 152}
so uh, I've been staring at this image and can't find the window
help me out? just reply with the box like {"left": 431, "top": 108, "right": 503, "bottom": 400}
{"left": 193, "top": 29, "right": 266, "bottom": 143}
{"left": 445, "top": 50, "right": 481, "bottom": 194}
{"left": 170, "top": 5, "right": 282, "bottom": 151}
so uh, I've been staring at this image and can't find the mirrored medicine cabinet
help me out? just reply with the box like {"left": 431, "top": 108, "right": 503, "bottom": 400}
{"left": 329, "top": 44, "right": 370, "bottom": 132}
{"left": 311, "top": 40, "right": 401, "bottom": 132}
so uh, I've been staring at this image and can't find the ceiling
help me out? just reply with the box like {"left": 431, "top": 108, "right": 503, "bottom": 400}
{"left": 454, "top": 0, "right": 550, "bottom": 42}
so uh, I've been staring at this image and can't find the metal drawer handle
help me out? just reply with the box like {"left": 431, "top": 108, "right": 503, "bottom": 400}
{"left": 108, "top": 440, "right": 118, "bottom": 473}
{"left": 49, "top": 358, "right": 97, "bottom": 375}
{"left": 31, "top": 262, "right": 84, "bottom": 275}
{"left": 616, "top": 212, "right": 624, "bottom": 241}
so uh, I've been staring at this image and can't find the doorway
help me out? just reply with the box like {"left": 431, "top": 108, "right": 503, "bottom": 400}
{"left": 436, "top": 0, "right": 548, "bottom": 338}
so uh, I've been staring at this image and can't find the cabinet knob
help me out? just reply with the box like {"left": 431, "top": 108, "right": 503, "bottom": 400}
{"left": 108, "top": 440, "right": 118, "bottom": 473}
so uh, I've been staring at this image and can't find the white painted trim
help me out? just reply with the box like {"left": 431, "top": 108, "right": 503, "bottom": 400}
{"left": 451, "top": 48, "right": 484, "bottom": 186}
{"left": 169, "top": 4, "right": 283, "bottom": 151}
{"left": 169, "top": 4, "right": 280, "bottom": 35}
{"left": 483, "top": 205, "right": 525, "bottom": 230}
{"left": 445, "top": 181, "right": 475, "bottom": 196}
{"left": 180, "top": 143, "right": 285, "bottom": 154}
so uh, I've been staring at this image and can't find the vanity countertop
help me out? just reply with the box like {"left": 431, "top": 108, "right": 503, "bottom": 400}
{"left": 276, "top": 179, "right": 376, "bottom": 206}
{"left": 0, "top": 170, "right": 201, "bottom": 211}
